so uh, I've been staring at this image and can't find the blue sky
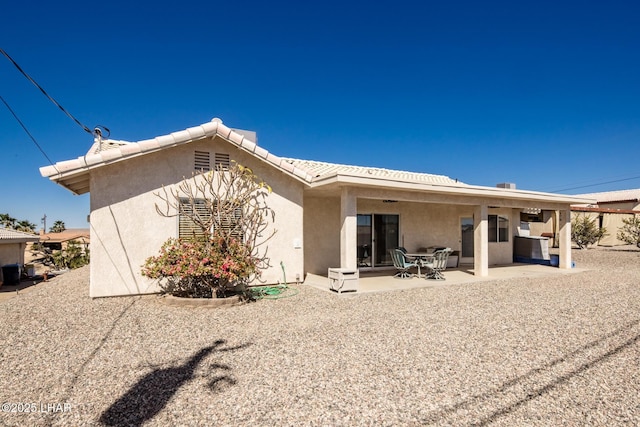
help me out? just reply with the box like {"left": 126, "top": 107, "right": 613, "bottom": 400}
{"left": 1, "top": 1, "right": 639, "bottom": 229}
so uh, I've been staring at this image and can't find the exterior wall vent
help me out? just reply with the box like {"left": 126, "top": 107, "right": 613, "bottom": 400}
{"left": 215, "top": 153, "right": 231, "bottom": 169}
{"left": 194, "top": 151, "right": 210, "bottom": 171}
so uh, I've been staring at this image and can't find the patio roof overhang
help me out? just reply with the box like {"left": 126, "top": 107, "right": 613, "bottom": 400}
{"left": 306, "top": 172, "right": 595, "bottom": 209}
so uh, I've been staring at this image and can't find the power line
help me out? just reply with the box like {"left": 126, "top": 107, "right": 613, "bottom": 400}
{"left": 0, "top": 48, "right": 93, "bottom": 135}
{"left": 552, "top": 175, "right": 640, "bottom": 193}
{"left": 0, "top": 94, "right": 60, "bottom": 174}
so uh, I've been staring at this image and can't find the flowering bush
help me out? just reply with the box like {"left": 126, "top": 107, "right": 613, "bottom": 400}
{"left": 142, "top": 233, "right": 259, "bottom": 298}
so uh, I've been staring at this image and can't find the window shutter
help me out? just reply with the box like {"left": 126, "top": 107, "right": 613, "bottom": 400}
{"left": 178, "top": 199, "right": 211, "bottom": 238}
{"left": 178, "top": 198, "right": 242, "bottom": 240}
{"left": 214, "top": 206, "right": 243, "bottom": 240}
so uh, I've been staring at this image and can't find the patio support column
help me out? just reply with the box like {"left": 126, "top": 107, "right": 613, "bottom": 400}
{"left": 340, "top": 187, "right": 357, "bottom": 270}
{"left": 558, "top": 208, "right": 572, "bottom": 269}
{"left": 474, "top": 204, "right": 489, "bottom": 277}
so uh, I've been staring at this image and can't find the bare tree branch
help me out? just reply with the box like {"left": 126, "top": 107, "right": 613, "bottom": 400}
{"left": 153, "top": 162, "right": 277, "bottom": 272}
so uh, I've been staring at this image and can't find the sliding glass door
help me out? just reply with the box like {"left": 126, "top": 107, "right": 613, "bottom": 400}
{"left": 460, "top": 217, "right": 474, "bottom": 264}
{"left": 357, "top": 214, "right": 399, "bottom": 267}
{"left": 357, "top": 215, "right": 372, "bottom": 267}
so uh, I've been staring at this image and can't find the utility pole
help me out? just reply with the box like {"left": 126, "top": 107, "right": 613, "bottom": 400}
{"left": 41, "top": 214, "right": 47, "bottom": 233}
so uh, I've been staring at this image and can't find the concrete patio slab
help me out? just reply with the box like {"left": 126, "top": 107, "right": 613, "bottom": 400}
{"left": 304, "top": 263, "right": 585, "bottom": 294}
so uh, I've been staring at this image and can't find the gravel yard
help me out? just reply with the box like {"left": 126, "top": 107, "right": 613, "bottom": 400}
{"left": 1, "top": 247, "right": 639, "bottom": 426}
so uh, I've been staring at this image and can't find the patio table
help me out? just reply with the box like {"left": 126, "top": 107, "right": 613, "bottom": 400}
{"left": 405, "top": 252, "right": 434, "bottom": 278}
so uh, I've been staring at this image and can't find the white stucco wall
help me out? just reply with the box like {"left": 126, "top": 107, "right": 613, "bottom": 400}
{"left": 526, "top": 210, "right": 555, "bottom": 238}
{"left": 486, "top": 207, "right": 516, "bottom": 265}
{"left": 386, "top": 201, "right": 473, "bottom": 252}
{"left": 0, "top": 243, "right": 27, "bottom": 267}
{"left": 303, "top": 196, "right": 341, "bottom": 275}
{"left": 595, "top": 212, "right": 637, "bottom": 247}
{"left": 89, "top": 136, "right": 304, "bottom": 297}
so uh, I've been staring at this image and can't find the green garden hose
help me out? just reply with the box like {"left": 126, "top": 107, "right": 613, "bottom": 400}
{"left": 249, "top": 261, "right": 300, "bottom": 300}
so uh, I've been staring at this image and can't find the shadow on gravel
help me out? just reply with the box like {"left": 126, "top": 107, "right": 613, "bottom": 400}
{"left": 98, "top": 339, "right": 250, "bottom": 427}
{"left": 422, "top": 319, "right": 640, "bottom": 426}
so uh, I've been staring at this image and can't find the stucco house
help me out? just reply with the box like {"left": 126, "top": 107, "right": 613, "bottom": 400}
{"left": 39, "top": 228, "right": 90, "bottom": 251}
{"left": 571, "top": 189, "right": 640, "bottom": 246}
{"left": 0, "top": 228, "right": 39, "bottom": 284}
{"left": 522, "top": 189, "right": 640, "bottom": 247}
{"left": 40, "top": 118, "right": 592, "bottom": 297}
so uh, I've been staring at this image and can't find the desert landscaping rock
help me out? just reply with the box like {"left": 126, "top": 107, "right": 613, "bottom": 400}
{"left": 1, "top": 247, "right": 639, "bottom": 426}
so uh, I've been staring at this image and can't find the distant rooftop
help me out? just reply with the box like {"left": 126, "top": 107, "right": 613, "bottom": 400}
{"left": 40, "top": 228, "right": 90, "bottom": 243}
{"left": 574, "top": 188, "right": 640, "bottom": 204}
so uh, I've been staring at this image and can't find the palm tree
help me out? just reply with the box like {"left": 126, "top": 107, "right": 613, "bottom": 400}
{"left": 50, "top": 220, "right": 66, "bottom": 233}
{"left": 15, "top": 220, "right": 37, "bottom": 233}
{"left": 0, "top": 213, "right": 16, "bottom": 229}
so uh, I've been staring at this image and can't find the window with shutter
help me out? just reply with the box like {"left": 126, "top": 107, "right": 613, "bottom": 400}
{"left": 215, "top": 205, "right": 243, "bottom": 240}
{"left": 178, "top": 198, "right": 243, "bottom": 240}
{"left": 178, "top": 198, "right": 210, "bottom": 239}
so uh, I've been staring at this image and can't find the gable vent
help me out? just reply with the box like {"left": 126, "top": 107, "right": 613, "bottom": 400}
{"left": 194, "top": 151, "right": 211, "bottom": 171}
{"left": 215, "top": 153, "right": 231, "bottom": 169}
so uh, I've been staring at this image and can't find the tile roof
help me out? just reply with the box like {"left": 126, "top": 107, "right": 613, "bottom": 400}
{"left": 281, "top": 158, "right": 462, "bottom": 185}
{"left": 41, "top": 118, "right": 463, "bottom": 192}
{"left": 0, "top": 228, "right": 40, "bottom": 242}
{"left": 40, "top": 228, "right": 90, "bottom": 243}
{"left": 39, "top": 117, "right": 593, "bottom": 206}
{"left": 40, "top": 118, "right": 317, "bottom": 194}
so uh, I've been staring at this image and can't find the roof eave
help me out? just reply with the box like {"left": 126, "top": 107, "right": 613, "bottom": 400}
{"left": 43, "top": 169, "right": 91, "bottom": 195}
{"left": 40, "top": 118, "right": 316, "bottom": 194}
{"left": 309, "top": 173, "right": 595, "bottom": 205}
{"left": 0, "top": 238, "right": 40, "bottom": 243}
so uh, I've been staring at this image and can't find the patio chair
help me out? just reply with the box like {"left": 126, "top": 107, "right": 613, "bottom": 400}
{"left": 389, "top": 249, "right": 418, "bottom": 279}
{"left": 357, "top": 244, "right": 371, "bottom": 266}
{"left": 421, "top": 248, "right": 453, "bottom": 280}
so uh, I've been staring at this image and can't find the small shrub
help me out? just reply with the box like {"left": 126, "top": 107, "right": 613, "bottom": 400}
{"left": 33, "top": 240, "right": 89, "bottom": 270}
{"left": 571, "top": 214, "right": 606, "bottom": 249}
{"left": 617, "top": 215, "right": 640, "bottom": 248}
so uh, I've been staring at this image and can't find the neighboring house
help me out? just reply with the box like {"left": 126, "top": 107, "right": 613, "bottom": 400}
{"left": 524, "top": 189, "right": 640, "bottom": 247}
{"left": 0, "top": 228, "right": 39, "bottom": 283}
{"left": 571, "top": 189, "right": 640, "bottom": 246}
{"left": 40, "top": 118, "right": 592, "bottom": 297}
{"left": 39, "top": 228, "right": 90, "bottom": 251}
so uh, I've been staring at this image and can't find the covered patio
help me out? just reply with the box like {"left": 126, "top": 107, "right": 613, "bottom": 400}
{"left": 304, "top": 262, "right": 584, "bottom": 294}
{"left": 298, "top": 161, "right": 594, "bottom": 281}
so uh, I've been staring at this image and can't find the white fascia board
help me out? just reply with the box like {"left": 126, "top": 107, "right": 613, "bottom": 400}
{"left": 309, "top": 174, "right": 595, "bottom": 205}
